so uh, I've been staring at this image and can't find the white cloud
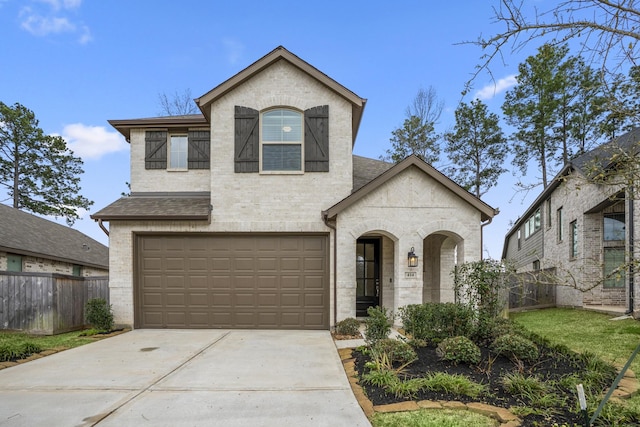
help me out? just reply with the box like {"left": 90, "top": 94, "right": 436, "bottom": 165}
{"left": 61, "top": 123, "right": 129, "bottom": 160}
{"left": 475, "top": 75, "right": 518, "bottom": 100}
{"left": 19, "top": 1, "right": 90, "bottom": 44}
{"left": 21, "top": 12, "right": 75, "bottom": 36}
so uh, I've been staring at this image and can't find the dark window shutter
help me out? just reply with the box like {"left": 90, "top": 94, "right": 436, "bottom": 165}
{"left": 304, "top": 105, "right": 329, "bottom": 172}
{"left": 145, "top": 131, "right": 167, "bottom": 169}
{"left": 188, "top": 130, "right": 210, "bottom": 169}
{"left": 234, "top": 106, "right": 259, "bottom": 173}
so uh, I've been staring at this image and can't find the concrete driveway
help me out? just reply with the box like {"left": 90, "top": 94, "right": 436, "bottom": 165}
{"left": 0, "top": 330, "right": 370, "bottom": 427}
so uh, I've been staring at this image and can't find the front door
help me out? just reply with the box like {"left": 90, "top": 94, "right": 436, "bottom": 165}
{"left": 356, "top": 238, "right": 380, "bottom": 317}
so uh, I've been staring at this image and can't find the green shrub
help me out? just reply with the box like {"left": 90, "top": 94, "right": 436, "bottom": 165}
{"left": 85, "top": 298, "right": 114, "bottom": 332}
{"left": 492, "top": 333, "right": 539, "bottom": 362}
{"left": 472, "top": 315, "right": 514, "bottom": 344}
{"left": 373, "top": 338, "right": 417, "bottom": 366}
{"left": 0, "top": 341, "right": 42, "bottom": 362}
{"left": 335, "top": 317, "right": 360, "bottom": 336}
{"left": 399, "top": 302, "right": 475, "bottom": 343}
{"left": 364, "top": 306, "right": 392, "bottom": 345}
{"left": 436, "top": 336, "right": 481, "bottom": 365}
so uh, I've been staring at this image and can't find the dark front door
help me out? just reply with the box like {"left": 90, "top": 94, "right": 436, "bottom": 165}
{"left": 356, "top": 238, "right": 380, "bottom": 317}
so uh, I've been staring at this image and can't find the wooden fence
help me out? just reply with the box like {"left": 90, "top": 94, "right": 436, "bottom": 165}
{"left": 507, "top": 267, "right": 557, "bottom": 311}
{"left": 0, "top": 272, "right": 109, "bottom": 335}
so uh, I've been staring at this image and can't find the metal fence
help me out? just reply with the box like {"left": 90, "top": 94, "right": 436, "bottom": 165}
{"left": 507, "top": 267, "right": 557, "bottom": 310}
{"left": 0, "top": 272, "right": 109, "bottom": 335}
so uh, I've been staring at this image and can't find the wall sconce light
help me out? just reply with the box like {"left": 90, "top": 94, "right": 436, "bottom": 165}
{"left": 408, "top": 247, "right": 418, "bottom": 267}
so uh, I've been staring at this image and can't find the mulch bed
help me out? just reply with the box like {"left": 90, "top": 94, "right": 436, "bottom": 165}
{"left": 353, "top": 341, "right": 617, "bottom": 426}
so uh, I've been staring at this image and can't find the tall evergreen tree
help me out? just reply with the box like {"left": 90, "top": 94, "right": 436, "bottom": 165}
{"left": 503, "top": 44, "right": 572, "bottom": 188}
{"left": 0, "top": 102, "right": 92, "bottom": 224}
{"left": 383, "top": 87, "right": 443, "bottom": 164}
{"left": 444, "top": 99, "right": 508, "bottom": 197}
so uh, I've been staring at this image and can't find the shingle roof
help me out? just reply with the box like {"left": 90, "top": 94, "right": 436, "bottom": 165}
{"left": 0, "top": 203, "right": 108, "bottom": 269}
{"left": 353, "top": 155, "right": 394, "bottom": 192}
{"left": 572, "top": 127, "right": 640, "bottom": 172}
{"left": 91, "top": 193, "right": 211, "bottom": 221}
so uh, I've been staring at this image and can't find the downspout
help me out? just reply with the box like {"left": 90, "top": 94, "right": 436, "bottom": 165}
{"left": 322, "top": 212, "right": 337, "bottom": 329}
{"left": 628, "top": 188, "right": 635, "bottom": 315}
{"left": 96, "top": 219, "right": 109, "bottom": 237}
{"left": 480, "top": 216, "right": 494, "bottom": 260}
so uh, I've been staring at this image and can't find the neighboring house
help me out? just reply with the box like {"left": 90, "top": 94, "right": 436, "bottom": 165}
{"left": 92, "top": 46, "right": 497, "bottom": 330}
{"left": 0, "top": 203, "right": 109, "bottom": 276}
{"left": 502, "top": 128, "right": 640, "bottom": 315}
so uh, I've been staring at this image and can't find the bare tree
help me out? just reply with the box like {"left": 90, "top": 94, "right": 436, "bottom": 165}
{"left": 157, "top": 88, "right": 199, "bottom": 116}
{"left": 466, "top": 0, "right": 640, "bottom": 98}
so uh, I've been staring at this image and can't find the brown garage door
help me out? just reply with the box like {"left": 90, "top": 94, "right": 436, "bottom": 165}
{"left": 136, "top": 234, "right": 329, "bottom": 329}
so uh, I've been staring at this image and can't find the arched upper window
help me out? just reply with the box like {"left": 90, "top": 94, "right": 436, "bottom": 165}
{"left": 261, "top": 109, "right": 302, "bottom": 172}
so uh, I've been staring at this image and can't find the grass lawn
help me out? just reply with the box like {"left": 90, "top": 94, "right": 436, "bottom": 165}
{"left": 0, "top": 330, "right": 108, "bottom": 362}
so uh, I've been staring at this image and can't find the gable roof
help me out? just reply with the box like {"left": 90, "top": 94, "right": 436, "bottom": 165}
{"left": 109, "top": 114, "right": 207, "bottom": 142}
{"left": 500, "top": 128, "right": 640, "bottom": 259}
{"left": 0, "top": 203, "right": 108, "bottom": 270}
{"left": 325, "top": 155, "right": 497, "bottom": 222}
{"left": 196, "top": 46, "right": 367, "bottom": 144}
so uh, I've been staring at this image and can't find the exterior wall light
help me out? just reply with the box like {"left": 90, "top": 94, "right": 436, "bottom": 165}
{"left": 408, "top": 247, "right": 418, "bottom": 267}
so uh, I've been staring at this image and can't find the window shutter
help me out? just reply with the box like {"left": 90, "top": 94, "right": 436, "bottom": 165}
{"left": 304, "top": 105, "right": 329, "bottom": 172}
{"left": 145, "top": 130, "right": 167, "bottom": 169}
{"left": 234, "top": 106, "right": 259, "bottom": 173}
{"left": 188, "top": 130, "right": 210, "bottom": 169}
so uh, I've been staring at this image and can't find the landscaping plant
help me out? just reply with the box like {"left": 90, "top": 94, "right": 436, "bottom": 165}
{"left": 335, "top": 317, "right": 360, "bottom": 336}
{"left": 85, "top": 298, "right": 114, "bottom": 332}
{"left": 364, "top": 306, "right": 392, "bottom": 345}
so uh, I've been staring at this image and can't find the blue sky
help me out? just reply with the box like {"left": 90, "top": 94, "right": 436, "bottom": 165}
{"left": 0, "top": 0, "right": 548, "bottom": 259}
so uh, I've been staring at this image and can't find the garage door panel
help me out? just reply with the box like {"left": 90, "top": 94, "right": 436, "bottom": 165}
{"left": 137, "top": 234, "right": 328, "bottom": 329}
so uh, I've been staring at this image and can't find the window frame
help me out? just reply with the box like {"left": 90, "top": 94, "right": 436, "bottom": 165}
{"left": 570, "top": 220, "right": 578, "bottom": 259}
{"left": 168, "top": 133, "right": 188, "bottom": 171}
{"left": 603, "top": 247, "right": 626, "bottom": 288}
{"left": 6, "top": 253, "right": 23, "bottom": 272}
{"left": 259, "top": 108, "right": 304, "bottom": 174}
{"left": 557, "top": 207, "right": 563, "bottom": 242}
{"left": 524, "top": 208, "right": 541, "bottom": 239}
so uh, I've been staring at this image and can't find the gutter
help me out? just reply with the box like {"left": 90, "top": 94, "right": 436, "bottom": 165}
{"left": 97, "top": 219, "right": 110, "bottom": 237}
{"left": 480, "top": 208, "right": 499, "bottom": 260}
{"left": 322, "top": 212, "right": 337, "bottom": 329}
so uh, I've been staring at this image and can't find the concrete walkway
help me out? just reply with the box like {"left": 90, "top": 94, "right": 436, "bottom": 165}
{"left": 0, "top": 330, "right": 371, "bottom": 427}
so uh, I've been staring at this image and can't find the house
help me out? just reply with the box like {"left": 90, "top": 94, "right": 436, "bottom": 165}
{"left": 502, "top": 128, "right": 640, "bottom": 316}
{"left": 92, "top": 46, "right": 497, "bottom": 330}
{"left": 0, "top": 203, "right": 108, "bottom": 276}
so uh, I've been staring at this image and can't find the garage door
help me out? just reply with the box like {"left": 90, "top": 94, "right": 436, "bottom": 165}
{"left": 136, "top": 234, "right": 329, "bottom": 329}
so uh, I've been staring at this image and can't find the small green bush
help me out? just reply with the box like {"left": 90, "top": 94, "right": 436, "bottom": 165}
{"left": 364, "top": 306, "right": 392, "bottom": 346}
{"left": 436, "top": 336, "right": 481, "bottom": 365}
{"left": 472, "top": 315, "right": 514, "bottom": 344}
{"left": 399, "top": 302, "right": 475, "bottom": 343}
{"left": 85, "top": 298, "right": 114, "bottom": 332}
{"left": 335, "top": 317, "right": 360, "bottom": 336}
{"left": 492, "top": 333, "right": 539, "bottom": 362}
{"left": 373, "top": 338, "right": 417, "bottom": 366}
{"left": 0, "top": 341, "right": 42, "bottom": 362}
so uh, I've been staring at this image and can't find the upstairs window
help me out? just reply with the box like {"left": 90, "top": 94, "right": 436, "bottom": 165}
{"left": 169, "top": 135, "right": 188, "bottom": 169}
{"left": 604, "top": 212, "right": 625, "bottom": 242}
{"left": 524, "top": 208, "right": 541, "bottom": 239}
{"left": 261, "top": 109, "right": 302, "bottom": 172}
{"left": 557, "top": 207, "right": 563, "bottom": 242}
